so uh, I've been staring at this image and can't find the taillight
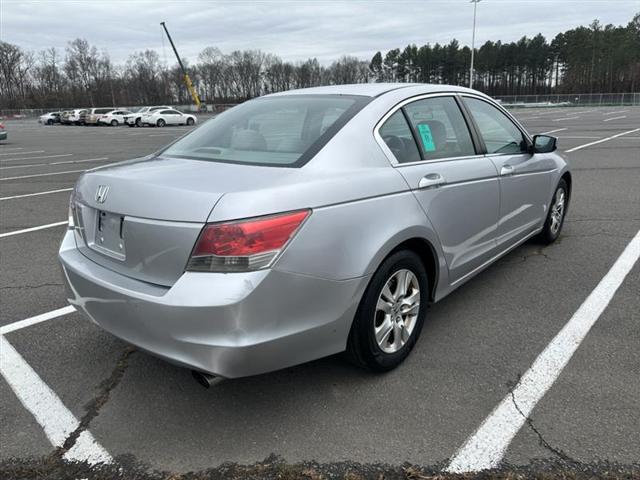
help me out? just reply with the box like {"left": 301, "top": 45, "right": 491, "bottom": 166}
{"left": 187, "top": 209, "right": 310, "bottom": 272}
{"left": 68, "top": 193, "right": 75, "bottom": 230}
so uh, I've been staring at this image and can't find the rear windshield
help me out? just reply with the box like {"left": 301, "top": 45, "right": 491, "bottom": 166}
{"left": 161, "top": 94, "right": 370, "bottom": 167}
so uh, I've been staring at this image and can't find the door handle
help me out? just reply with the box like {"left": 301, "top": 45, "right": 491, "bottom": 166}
{"left": 500, "top": 164, "right": 515, "bottom": 176}
{"left": 418, "top": 173, "right": 446, "bottom": 189}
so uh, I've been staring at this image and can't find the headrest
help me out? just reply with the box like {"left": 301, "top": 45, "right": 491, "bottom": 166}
{"left": 231, "top": 129, "right": 267, "bottom": 150}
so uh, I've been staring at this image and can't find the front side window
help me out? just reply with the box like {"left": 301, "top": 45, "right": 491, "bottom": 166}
{"left": 464, "top": 97, "right": 528, "bottom": 154}
{"left": 162, "top": 95, "right": 369, "bottom": 167}
{"left": 403, "top": 96, "right": 476, "bottom": 160}
{"left": 379, "top": 110, "right": 421, "bottom": 164}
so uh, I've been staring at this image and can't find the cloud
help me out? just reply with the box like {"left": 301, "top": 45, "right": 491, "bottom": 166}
{"left": 1, "top": 0, "right": 637, "bottom": 64}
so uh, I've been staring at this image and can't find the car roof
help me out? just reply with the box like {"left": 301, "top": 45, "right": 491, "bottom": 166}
{"left": 264, "top": 83, "right": 482, "bottom": 98}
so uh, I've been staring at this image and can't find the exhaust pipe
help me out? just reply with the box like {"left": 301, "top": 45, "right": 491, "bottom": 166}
{"left": 191, "top": 370, "right": 222, "bottom": 388}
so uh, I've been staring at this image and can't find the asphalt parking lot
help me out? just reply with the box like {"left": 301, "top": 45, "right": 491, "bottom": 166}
{"left": 1, "top": 107, "right": 639, "bottom": 476}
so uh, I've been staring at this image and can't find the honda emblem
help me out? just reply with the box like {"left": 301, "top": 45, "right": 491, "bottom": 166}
{"left": 95, "top": 185, "right": 109, "bottom": 203}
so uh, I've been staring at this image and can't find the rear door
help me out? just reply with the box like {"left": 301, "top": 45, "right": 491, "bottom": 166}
{"left": 377, "top": 94, "right": 500, "bottom": 284}
{"left": 461, "top": 96, "right": 554, "bottom": 249}
{"left": 162, "top": 110, "right": 180, "bottom": 125}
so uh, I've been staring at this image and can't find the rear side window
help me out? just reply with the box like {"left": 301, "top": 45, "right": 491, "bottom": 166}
{"left": 96, "top": 108, "right": 112, "bottom": 114}
{"left": 162, "top": 95, "right": 370, "bottom": 167}
{"left": 464, "top": 97, "right": 528, "bottom": 154}
{"left": 403, "top": 96, "right": 476, "bottom": 160}
{"left": 379, "top": 110, "right": 421, "bottom": 164}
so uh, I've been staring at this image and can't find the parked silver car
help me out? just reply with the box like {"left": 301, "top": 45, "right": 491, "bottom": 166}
{"left": 59, "top": 84, "right": 570, "bottom": 383}
{"left": 124, "top": 106, "right": 170, "bottom": 127}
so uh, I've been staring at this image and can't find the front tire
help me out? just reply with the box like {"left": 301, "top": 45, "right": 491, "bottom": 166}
{"left": 135, "top": 117, "right": 142, "bottom": 127}
{"left": 538, "top": 179, "right": 568, "bottom": 244}
{"left": 346, "top": 250, "right": 428, "bottom": 372}
{"left": 186, "top": 117, "right": 195, "bottom": 126}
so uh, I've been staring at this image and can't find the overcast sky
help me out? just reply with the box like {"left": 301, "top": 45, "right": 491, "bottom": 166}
{"left": 1, "top": 0, "right": 638, "bottom": 65}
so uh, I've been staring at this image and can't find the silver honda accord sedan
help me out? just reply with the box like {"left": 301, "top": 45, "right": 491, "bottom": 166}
{"left": 59, "top": 83, "right": 571, "bottom": 381}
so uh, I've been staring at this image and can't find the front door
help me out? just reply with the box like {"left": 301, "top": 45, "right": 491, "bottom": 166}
{"left": 462, "top": 96, "right": 554, "bottom": 249}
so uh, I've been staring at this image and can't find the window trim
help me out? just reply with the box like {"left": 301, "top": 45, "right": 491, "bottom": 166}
{"left": 458, "top": 93, "right": 533, "bottom": 156}
{"left": 373, "top": 92, "right": 484, "bottom": 167}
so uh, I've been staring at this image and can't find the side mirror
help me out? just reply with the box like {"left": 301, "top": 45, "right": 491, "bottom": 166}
{"left": 532, "top": 134, "right": 557, "bottom": 154}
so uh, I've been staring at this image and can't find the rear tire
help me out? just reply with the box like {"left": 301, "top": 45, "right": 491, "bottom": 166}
{"left": 346, "top": 250, "right": 428, "bottom": 372}
{"left": 110, "top": 119, "right": 118, "bottom": 127}
{"left": 157, "top": 119, "right": 166, "bottom": 127}
{"left": 47, "top": 119, "right": 53, "bottom": 125}
{"left": 537, "top": 179, "right": 568, "bottom": 244}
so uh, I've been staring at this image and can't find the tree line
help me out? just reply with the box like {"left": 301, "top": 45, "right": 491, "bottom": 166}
{"left": 1, "top": 13, "right": 638, "bottom": 110}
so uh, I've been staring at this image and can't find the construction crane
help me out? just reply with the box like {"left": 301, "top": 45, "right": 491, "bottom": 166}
{"left": 160, "top": 21, "right": 201, "bottom": 109}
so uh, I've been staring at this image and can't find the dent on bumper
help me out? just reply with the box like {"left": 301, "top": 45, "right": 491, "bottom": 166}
{"left": 59, "top": 231, "right": 368, "bottom": 378}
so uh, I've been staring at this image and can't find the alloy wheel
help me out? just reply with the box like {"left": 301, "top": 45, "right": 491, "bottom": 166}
{"left": 550, "top": 187, "right": 566, "bottom": 235}
{"left": 374, "top": 269, "right": 420, "bottom": 354}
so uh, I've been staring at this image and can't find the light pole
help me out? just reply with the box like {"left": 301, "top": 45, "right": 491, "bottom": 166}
{"left": 469, "top": 0, "right": 481, "bottom": 88}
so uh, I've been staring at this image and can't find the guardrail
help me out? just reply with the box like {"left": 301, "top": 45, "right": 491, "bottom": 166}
{"left": 498, "top": 93, "right": 640, "bottom": 107}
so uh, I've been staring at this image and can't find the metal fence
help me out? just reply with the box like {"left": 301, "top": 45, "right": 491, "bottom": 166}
{"left": 498, "top": 93, "right": 640, "bottom": 107}
{"left": 0, "top": 103, "right": 238, "bottom": 120}
{"left": 2, "top": 93, "right": 639, "bottom": 119}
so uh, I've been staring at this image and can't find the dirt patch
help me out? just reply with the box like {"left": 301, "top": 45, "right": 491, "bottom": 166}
{"left": 1, "top": 455, "right": 638, "bottom": 480}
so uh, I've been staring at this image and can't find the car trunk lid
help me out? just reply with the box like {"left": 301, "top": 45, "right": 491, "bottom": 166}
{"left": 72, "top": 156, "right": 301, "bottom": 286}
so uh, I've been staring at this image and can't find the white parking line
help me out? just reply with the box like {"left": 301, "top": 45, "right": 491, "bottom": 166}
{"left": 0, "top": 150, "right": 44, "bottom": 156}
{"left": 565, "top": 127, "right": 640, "bottom": 153}
{"left": 603, "top": 115, "right": 627, "bottom": 122}
{"left": 553, "top": 116, "right": 580, "bottom": 122}
{"left": 447, "top": 229, "right": 640, "bottom": 473}
{"left": 0, "top": 157, "right": 108, "bottom": 171}
{"left": 0, "top": 221, "right": 68, "bottom": 238}
{"left": 0, "top": 306, "right": 76, "bottom": 335}
{"left": 0, "top": 187, "right": 73, "bottom": 201}
{"left": 540, "top": 128, "right": 567, "bottom": 135}
{"left": 558, "top": 136, "right": 600, "bottom": 139}
{"left": 603, "top": 110, "right": 628, "bottom": 116}
{"left": 0, "top": 147, "right": 24, "bottom": 150}
{"left": 1, "top": 154, "right": 73, "bottom": 163}
{"left": 1, "top": 169, "right": 85, "bottom": 181}
{"left": 0, "top": 335, "right": 112, "bottom": 464}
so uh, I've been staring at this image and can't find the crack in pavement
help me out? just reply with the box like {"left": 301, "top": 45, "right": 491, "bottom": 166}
{"left": 502, "top": 246, "right": 551, "bottom": 265}
{"left": 51, "top": 346, "right": 136, "bottom": 461}
{"left": 507, "top": 377, "right": 578, "bottom": 465}
{"left": 0, "top": 282, "right": 63, "bottom": 290}
{"left": 566, "top": 218, "right": 640, "bottom": 223}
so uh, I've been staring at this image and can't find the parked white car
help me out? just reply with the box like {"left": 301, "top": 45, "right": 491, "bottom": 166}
{"left": 64, "top": 109, "right": 88, "bottom": 125}
{"left": 38, "top": 112, "right": 62, "bottom": 125}
{"left": 124, "top": 106, "right": 170, "bottom": 127}
{"left": 98, "top": 109, "right": 133, "bottom": 126}
{"left": 85, "top": 108, "right": 118, "bottom": 126}
{"left": 142, "top": 109, "right": 197, "bottom": 127}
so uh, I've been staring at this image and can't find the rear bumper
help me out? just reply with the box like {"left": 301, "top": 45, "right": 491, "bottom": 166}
{"left": 59, "top": 230, "right": 367, "bottom": 378}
